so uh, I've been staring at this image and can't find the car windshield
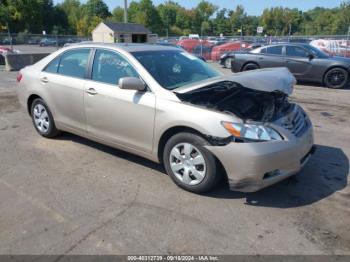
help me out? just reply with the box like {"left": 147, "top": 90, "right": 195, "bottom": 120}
{"left": 131, "top": 50, "right": 221, "bottom": 90}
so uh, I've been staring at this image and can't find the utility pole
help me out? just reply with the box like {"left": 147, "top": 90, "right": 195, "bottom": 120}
{"left": 240, "top": 25, "right": 243, "bottom": 51}
{"left": 124, "top": 0, "right": 128, "bottom": 23}
{"left": 6, "top": 22, "right": 12, "bottom": 50}
{"left": 347, "top": 25, "right": 350, "bottom": 56}
{"left": 288, "top": 23, "right": 292, "bottom": 42}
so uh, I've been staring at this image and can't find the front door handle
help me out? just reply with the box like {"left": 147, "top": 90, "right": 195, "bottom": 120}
{"left": 41, "top": 77, "right": 48, "bottom": 83}
{"left": 86, "top": 88, "right": 98, "bottom": 95}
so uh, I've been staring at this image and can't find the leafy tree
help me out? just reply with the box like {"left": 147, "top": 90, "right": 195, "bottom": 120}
{"left": 57, "top": 0, "right": 82, "bottom": 34}
{"left": 229, "top": 5, "right": 246, "bottom": 34}
{"left": 84, "top": 0, "right": 110, "bottom": 19}
{"left": 109, "top": 7, "right": 124, "bottom": 23}
{"left": 157, "top": 1, "right": 180, "bottom": 34}
{"left": 213, "top": 8, "right": 230, "bottom": 35}
{"left": 194, "top": 0, "right": 217, "bottom": 34}
{"left": 128, "top": 0, "right": 163, "bottom": 34}
{"left": 1, "top": 0, "right": 350, "bottom": 38}
{"left": 335, "top": 2, "right": 350, "bottom": 35}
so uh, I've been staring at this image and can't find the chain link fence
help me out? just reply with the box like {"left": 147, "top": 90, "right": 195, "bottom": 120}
{"left": 0, "top": 33, "right": 90, "bottom": 48}
{"left": 159, "top": 35, "right": 350, "bottom": 61}
{"left": 1, "top": 33, "right": 350, "bottom": 61}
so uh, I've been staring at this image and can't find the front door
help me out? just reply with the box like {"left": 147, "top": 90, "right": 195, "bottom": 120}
{"left": 285, "top": 45, "right": 313, "bottom": 78}
{"left": 84, "top": 49, "right": 156, "bottom": 153}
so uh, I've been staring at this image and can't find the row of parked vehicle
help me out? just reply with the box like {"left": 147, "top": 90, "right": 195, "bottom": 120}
{"left": 174, "top": 38, "right": 255, "bottom": 61}
{"left": 0, "top": 36, "right": 89, "bottom": 46}
{"left": 219, "top": 43, "right": 350, "bottom": 89}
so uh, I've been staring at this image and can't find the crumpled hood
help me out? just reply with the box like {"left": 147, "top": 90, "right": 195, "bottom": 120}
{"left": 175, "top": 67, "right": 296, "bottom": 96}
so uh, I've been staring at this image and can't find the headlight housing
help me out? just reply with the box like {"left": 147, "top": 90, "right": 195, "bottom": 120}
{"left": 220, "top": 53, "right": 228, "bottom": 59}
{"left": 221, "top": 121, "right": 283, "bottom": 141}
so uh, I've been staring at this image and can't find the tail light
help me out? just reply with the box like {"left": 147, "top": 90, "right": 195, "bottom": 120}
{"left": 16, "top": 73, "right": 23, "bottom": 82}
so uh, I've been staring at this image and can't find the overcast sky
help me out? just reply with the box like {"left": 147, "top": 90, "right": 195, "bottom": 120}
{"left": 53, "top": 0, "right": 344, "bottom": 15}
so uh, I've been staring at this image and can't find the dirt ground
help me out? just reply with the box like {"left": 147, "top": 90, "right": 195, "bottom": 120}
{"left": 0, "top": 63, "right": 349, "bottom": 255}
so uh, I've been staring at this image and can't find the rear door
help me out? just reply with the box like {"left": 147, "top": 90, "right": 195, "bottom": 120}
{"left": 285, "top": 45, "right": 313, "bottom": 78}
{"left": 40, "top": 48, "right": 91, "bottom": 132}
{"left": 84, "top": 48, "right": 156, "bottom": 153}
{"left": 257, "top": 45, "right": 285, "bottom": 68}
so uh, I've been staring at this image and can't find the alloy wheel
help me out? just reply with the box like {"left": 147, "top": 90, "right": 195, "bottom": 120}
{"left": 326, "top": 69, "right": 346, "bottom": 87}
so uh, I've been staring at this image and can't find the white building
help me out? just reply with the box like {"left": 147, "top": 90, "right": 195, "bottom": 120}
{"left": 92, "top": 22, "right": 157, "bottom": 43}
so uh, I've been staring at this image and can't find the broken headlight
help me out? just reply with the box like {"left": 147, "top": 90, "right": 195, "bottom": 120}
{"left": 221, "top": 121, "right": 283, "bottom": 141}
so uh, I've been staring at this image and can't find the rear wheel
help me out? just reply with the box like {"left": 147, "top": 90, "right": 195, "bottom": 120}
{"left": 224, "top": 58, "right": 232, "bottom": 68}
{"left": 163, "top": 132, "right": 220, "bottom": 193}
{"left": 242, "top": 63, "right": 259, "bottom": 71}
{"left": 31, "top": 98, "right": 60, "bottom": 138}
{"left": 324, "top": 68, "right": 348, "bottom": 89}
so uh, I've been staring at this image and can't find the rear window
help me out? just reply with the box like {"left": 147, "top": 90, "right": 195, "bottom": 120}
{"left": 43, "top": 48, "right": 91, "bottom": 78}
{"left": 58, "top": 49, "right": 90, "bottom": 78}
{"left": 44, "top": 56, "right": 60, "bottom": 73}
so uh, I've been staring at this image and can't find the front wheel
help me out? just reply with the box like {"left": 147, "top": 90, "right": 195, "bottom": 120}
{"left": 242, "top": 63, "right": 259, "bottom": 71}
{"left": 224, "top": 58, "right": 232, "bottom": 68}
{"left": 31, "top": 98, "right": 60, "bottom": 138}
{"left": 163, "top": 132, "right": 220, "bottom": 193}
{"left": 324, "top": 68, "right": 349, "bottom": 89}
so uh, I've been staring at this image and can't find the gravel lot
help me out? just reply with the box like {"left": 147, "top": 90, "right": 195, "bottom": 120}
{"left": 0, "top": 62, "right": 349, "bottom": 255}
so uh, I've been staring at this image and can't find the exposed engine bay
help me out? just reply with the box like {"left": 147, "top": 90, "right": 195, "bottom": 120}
{"left": 175, "top": 81, "right": 293, "bottom": 122}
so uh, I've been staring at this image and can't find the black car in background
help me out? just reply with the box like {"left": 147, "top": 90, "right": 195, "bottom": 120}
{"left": 228, "top": 43, "right": 350, "bottom": 89}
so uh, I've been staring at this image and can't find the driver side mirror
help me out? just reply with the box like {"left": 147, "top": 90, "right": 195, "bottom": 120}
{"left": 308, "top": 53, "right": 314, "bottom": 60}
{"left": 119, "top": 77, "right": 146, "bottom": 91}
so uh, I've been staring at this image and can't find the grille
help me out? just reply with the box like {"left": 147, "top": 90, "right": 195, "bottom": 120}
{"left": 283, "top": 107, "right": 308, "bottom": 137}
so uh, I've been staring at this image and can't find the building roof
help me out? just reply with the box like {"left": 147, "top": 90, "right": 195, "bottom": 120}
{"left": 103, "top": 22, "right": 152, "bottom": 34}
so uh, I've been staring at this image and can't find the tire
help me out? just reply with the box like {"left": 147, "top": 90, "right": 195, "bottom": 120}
{"left": 242, "top": 63, "right": 259, "bottom": 71}
{"left": 30, "top": 98, "right": 60, "bottom": 138}
{"left": 224, "top": 58, "right": 232, "bottom": 69}
{"left": 324, "top": 67, "right": 349, "bottom": 89}
{"left": 163, "top": 132, "right": 220, "bottom": 193}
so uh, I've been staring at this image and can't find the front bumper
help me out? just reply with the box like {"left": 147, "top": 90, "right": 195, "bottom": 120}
{"left": 205, "top": 119, "right": 314, "bottom": 192}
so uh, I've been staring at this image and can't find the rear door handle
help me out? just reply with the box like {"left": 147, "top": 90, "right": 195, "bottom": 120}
{"left": 41, "top": 77, "right": 48, "bottom": 83}
{"left": 86, "top": 88, "right": 98, "bottom": 95}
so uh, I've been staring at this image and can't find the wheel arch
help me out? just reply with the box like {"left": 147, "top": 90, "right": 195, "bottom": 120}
{"left": 240, "top": 61, "right": 260, "bottom": 71}
{"left": 27, "top": 94, "right": 42, "bottom": 116}
{"left": 156, "top": 125, "right": 228, "bottom": 181}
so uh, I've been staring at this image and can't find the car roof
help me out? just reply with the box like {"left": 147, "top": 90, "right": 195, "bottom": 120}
{"left": 265, "top": 43, "right": 310, "bottom": 48}
{"left": 66, "top": 42, "right": 180, "bottom": 52}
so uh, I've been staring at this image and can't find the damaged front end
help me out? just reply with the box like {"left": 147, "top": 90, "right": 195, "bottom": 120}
{"left": 173, "top": 68, "right": 304, "bottom": 144}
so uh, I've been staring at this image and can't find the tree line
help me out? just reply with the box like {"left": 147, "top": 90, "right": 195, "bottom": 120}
{"left": 0, "top": 0, "right": 350, "bottom": 37}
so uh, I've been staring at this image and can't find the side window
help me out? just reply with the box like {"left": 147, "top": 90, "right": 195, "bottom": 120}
{"left": 57, "top": 49, "right": 90, "bottom": 78}
{"left": 92, "top": 49, "right": 139, "bottom": 85}
{"left": 286, "top": 46, "right": 308, "bottom": 57}
{"left": 44, "top": 56, "right": 60, "bottom": 73}
{"left": 266, "top": 46, "right": 282, "bottom": 55}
